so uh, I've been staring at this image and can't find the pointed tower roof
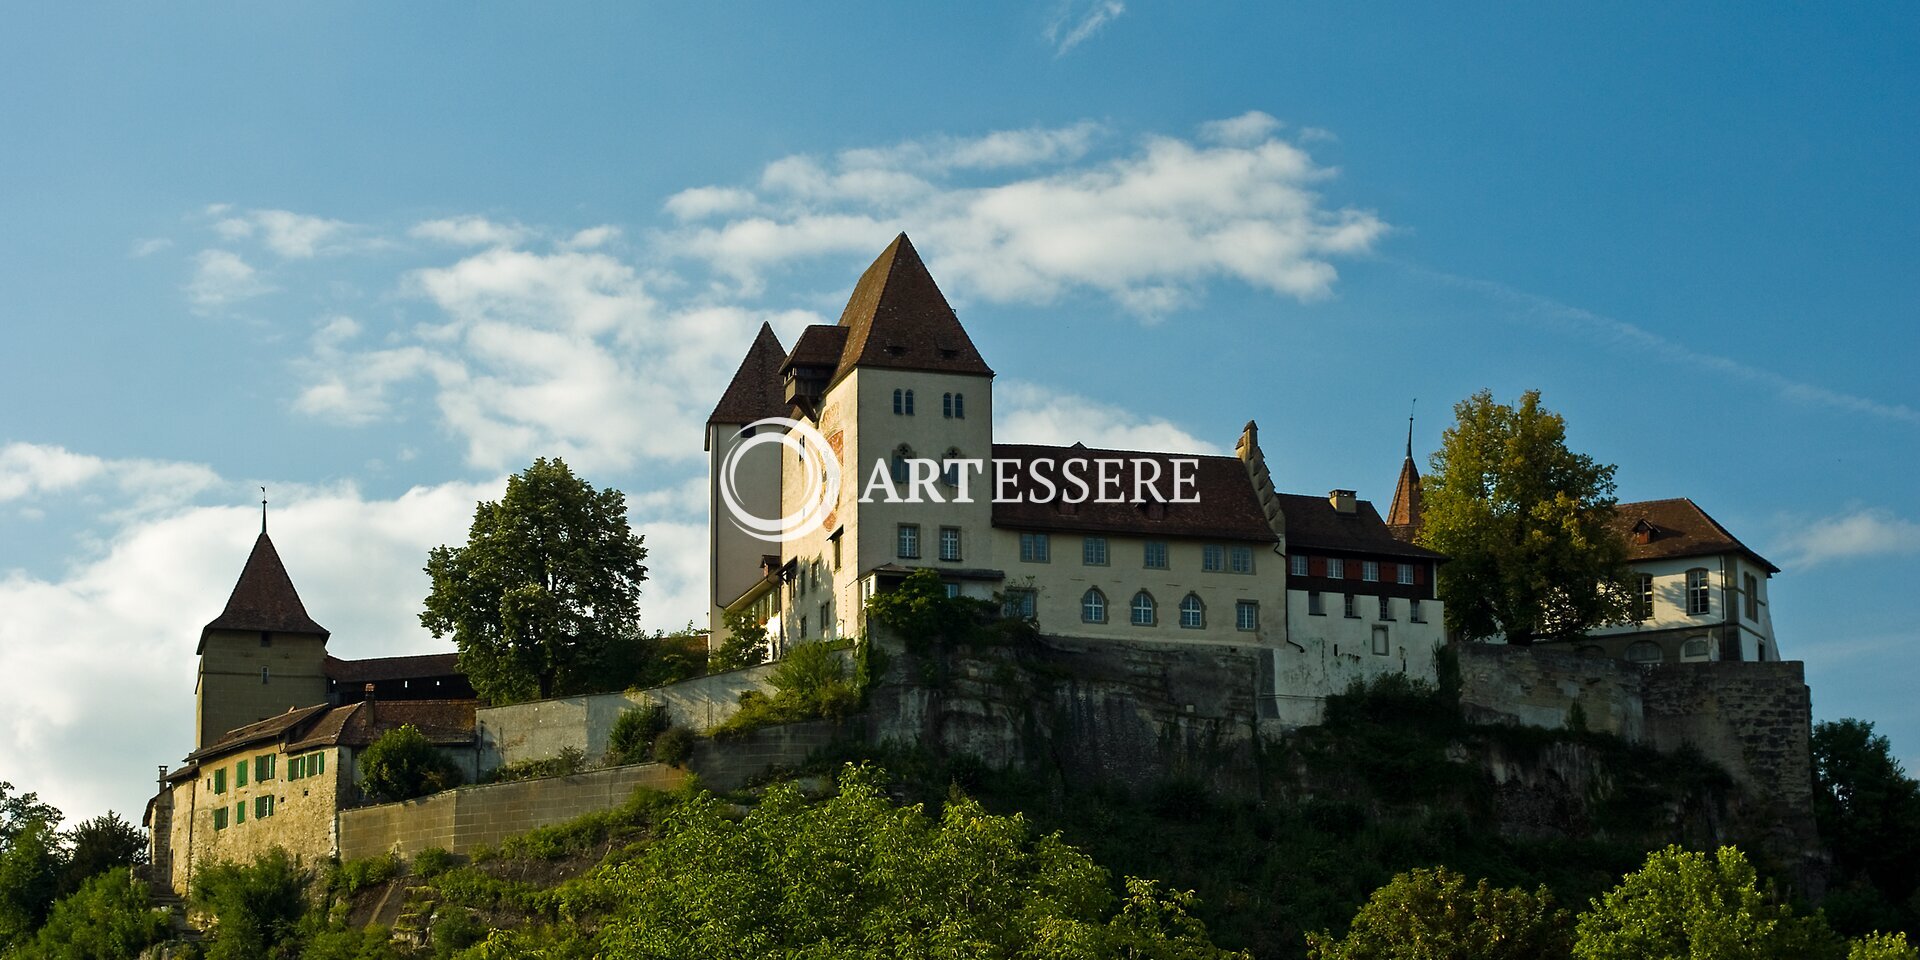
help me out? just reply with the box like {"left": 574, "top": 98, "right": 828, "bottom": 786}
{"left": 829, "top": 233, "right": 993, "bottom": 386}
{"left": 198, "top": 532, "right": 329, "bottom": 653}
{"left": 706, "top": 322, "right": 789, "bottom": 427}
{"left": 1385, "top": 419, "right": 1423, "bottom": 542}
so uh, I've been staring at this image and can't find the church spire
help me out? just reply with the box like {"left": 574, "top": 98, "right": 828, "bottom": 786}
{"left": 198, "top": 524, "right": 329, "bottom": 654}
{"left": 1386, "top": 402, "right": 1423, "bottom": 543}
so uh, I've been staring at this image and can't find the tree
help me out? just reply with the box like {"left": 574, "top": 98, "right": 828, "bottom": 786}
{"left": 1574, "top": 845, "right": 1842, "bottom": 960}
{"left": 1419, "top": 389, "right": 1631, "bottom": 644}
{"left": 358, "top": 725, "right": 466, "bottom": 803}
{"left": 710, "top": 610, "right": 769, "bottom": 673}
{"left": 422, "top": 457, "right": 650, "bottom": 703}
{"left": 1812, "top": 719, "right": 1920, "bottom": 936}
{"left": 1307, "top": 867, "right": 1574, "bottom": 960}
{"left": 59, "top": 812, "right": 145, "bottom": 896}
{"left": 0, "top": 818, "right": 63, "bottom": 951}
{"left": 0, "top": 783, "right": 60, "bottom": 847}
{"left": 12, "top": 867, "right": 168, "bottom": 960}
{"left": 190, "top": 849, "right": 309, "bottom": 960}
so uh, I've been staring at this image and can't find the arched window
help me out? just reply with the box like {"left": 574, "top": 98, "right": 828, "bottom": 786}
{"left": 954, "top": 393, "right": 965, "bottom": 419}
{"left": 1081, "top": 588, "right": 1107, "bottom": 623}
{"left": 942, "top": 392, "right": 954, "bottom": 418}
{"left": 1179, "top": 593, "right": 1204, "bottom": 629}
{"left": 903, "top": 389, "right": 915, "bottom": 415}
{"left": 1681, "top": 637, "right": 1711, "bottom": 661}
{"left": 892, "top": 389, "right": 904, "bottom": 415}
{"left": 891, "top": 444, "right": 914, "bottom": 483}
{"left": 942, "top": 447, "right": 963, "bottom": 486}
{"left": 1131, "top": 590, "right": 1157, "bottom": 626}
{"left": 1626, "top": 640, "right": 1663, "bottom": 664}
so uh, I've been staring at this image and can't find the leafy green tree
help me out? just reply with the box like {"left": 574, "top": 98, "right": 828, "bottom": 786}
{"left": 190, "top": 849, "right": 309, "bottom": 960}
{"left": 865, "top": 567, "right": 984, "bottom": 649}
{"left": 58, "top": 811, "right": 145, "bottom": 896}
{"left": 1813, "top": 719, "right": 1920, "bottom": 936}
{"left": 710, "top": 610, "right": 770, "bottom": 672}
{"left": 1419, "top": 389, "right": 1631, "bottom": 644}
{"left": 358, "top": 724, "right": 466, "bottom": 803}
{"left": 539, "top": 764, "right": 1247, "bottom": 959}
{"left": 0, "top": 819, "right": 63, "bottom": 951}
{"left": 422, "top": 457, "right": 649, "bottom": 703}
{"left": 1852, "top": 932, "right": 1920, "bottom": 960}
{"left": 1307, "top": 866, "right": 1574, "bottom": 959}
{"left": 0, "top": 785, "right": 59, "bottom": 847}
{"left": 1574, "top": 845, "right": 1842, "bottom": 960}
{"left": 11, "top": 867, "right": 168, "bottom": 960}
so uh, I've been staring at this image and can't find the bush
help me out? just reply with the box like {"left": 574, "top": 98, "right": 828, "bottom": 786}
{"left": 1307, "top": 867, "right": 1573, "bottom": 959}
{"left": 190, "top": 849, "right": 310, "bottom": 960}
{"left": 709, "top": 642, "right": 859, "bottom": 737}
{"left": 330, "top": 852, "right": 401, "bottom": 896}
{"left": 1574, "top": 845, "right": 1843, "bottom": 959}
{"left": 1853, "top": 932, "right": 1920, "bottom": 960}
{"left": 605, "top": 703, "right": 671, "bottom": 766}
{"left": 653, "top": 726, "right": 696, "bottom": 767}
{"left": 13, "top": 867, "right": 168, "bottom": 960}
{"left": 411, "top": 846, "right": 456, "bottom": 879}
{"left": 487, "top": 746, "right": 590, "bottom": 783}
{"left": 358, "top": 724, "right": 466, "bottom": 802}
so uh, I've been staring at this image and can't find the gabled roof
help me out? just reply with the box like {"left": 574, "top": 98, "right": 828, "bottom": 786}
{"left": 783, "top": 324, "right": 850, "bottom": 371}
{"left": 199, "top": 532, "right": 328, "bottom": 653}
{"left": 324, "top": 652, "right": 463, "bottom": 683}
{"left": 1276, "top": 493, "right": 1448, "bottom": 561}
{"left": 1613, "top": 498, "right": 1778, "bottom": 573}
{"left": 706, "top": 322, "right": 788, "bottom": 427}
{"left": 828, "top": 234, "right": 992, "bottom": 386}
{"left": 287, "top": 699, "right": 476, "bottom": 752}
{"left": 989, "top": 444, "right": 1276, "bottom": 542}
{"left": 185, "top": 703, "right": 332, "bottom": 762}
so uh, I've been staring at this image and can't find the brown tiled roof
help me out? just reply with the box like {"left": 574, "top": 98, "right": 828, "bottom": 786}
{"left": 199, "top": 532, "right": 328, "bottom": 653}
{"left": 989, "top": 444, "right": 1276, "bottom": 542}
{"left": 828, "top": 234, "right": 993, "bottom": 386}
{"left": 1613, "top": 498, "right": 1778, "bottom": 573}
{"left": 324, "top": 652, "right": 463, "bottom": 683}
{"left": 707, "top": 322, "right": 789, "bottom": 427}
{"left": 783, "top": 324, "right": 850, "bottom": 371}
{"left": 186, "top": 703, "right": 332, "bottom": 761}
{"left": 1276, "top": 493, "right": 1448, "bottom": 560}
{"left": 1385, "top": 456, "right": 1423, "bottom": 542}
{"left": 286, "top": 699, "right": 477, "bottom": 752}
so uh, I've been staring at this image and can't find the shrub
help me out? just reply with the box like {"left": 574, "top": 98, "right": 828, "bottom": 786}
{"left": 190, "top": 849, "right": 310, "bottom": 960}
{"left": 605, "top": 703, "right": 671, "bottom": 766}
{"left": 358, "top": 724, "right": 466, "bottom": 802}
{"left": 1307, "top": 867, "right": 1573, "bottom": 959}
{"left": 653, "top": 726, "right": 696, "bottom": 767}
{"left": 1574, "top": 845, "right": 1843, "bottom": 960}
{"left": 411, "top": 846, "right": 456, "bottom": 879}
{"left": 710, "top": 641, "right": 860, "bottom": 736}
{"left": 487, "top": 746, "right": 590, "bottom": 783}
{"left": 331, "top": 852, "right": 402, "bottom": 896}
{"left": 1853, "top": 932, "right": 1920, "bottom": 960}
{"left": 14, "top": 867, "right": 168, "bottom": 960}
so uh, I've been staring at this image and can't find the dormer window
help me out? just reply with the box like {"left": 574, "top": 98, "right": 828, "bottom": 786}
{"left": 886, "top": 344, "right": 906, "bottom": 357}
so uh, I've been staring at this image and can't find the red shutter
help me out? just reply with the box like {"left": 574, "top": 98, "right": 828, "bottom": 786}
{"left": 1414, "top": 563, "right": 1427, "bottom": 585}
{"left": 1347, "top": 559, "right": 1359, "bottom": 580}
{"left": 1309, "top": 556, "right": 1325, "bottom": 577}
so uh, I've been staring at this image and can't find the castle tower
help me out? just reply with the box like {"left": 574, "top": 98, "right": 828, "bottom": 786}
{"left": 1385, "top": 418, "right": 1423, "bottom": 543}
{"left": 194, "top": 526, "right": 330, "bottom": 749}
{"left": 706, "top": 322, "right": 789, "bottom": 649}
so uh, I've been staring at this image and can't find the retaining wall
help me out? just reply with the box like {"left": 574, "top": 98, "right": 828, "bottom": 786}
{"left": 475, "top": 663, "right": 778, "bottom": 772}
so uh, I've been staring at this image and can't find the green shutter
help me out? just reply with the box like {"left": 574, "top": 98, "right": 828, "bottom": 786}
{"left": 236, "top": 759, "right": 248, "bottom": 788}
{"left": 290, "top": 756, "right": 303, "bottom": 780}
{"left": 314, "top": 752, "right": 324, "bottom": 775}
{"left": 213, "top": 768, "right": 226, "bottom": 794}
{"left": 213, "top": 808, "right": 227, "bottom": 830}
{"left": 235, "top": 801, "right": 245, "bottom": 824}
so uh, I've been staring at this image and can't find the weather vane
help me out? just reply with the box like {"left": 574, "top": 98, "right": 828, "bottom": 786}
{"left": 260, "top": 486, "right": 268, "bottom": 534}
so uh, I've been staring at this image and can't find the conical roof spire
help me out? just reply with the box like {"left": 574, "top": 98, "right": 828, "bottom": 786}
{"left": 1387, "top": 404, "right": 1423, "bottom": 542}
{"left": 706, "top": 322, "right": 788, "bottom": 428}
{"left": 198, "top": 530, "right": 329, "bottom": 653}
{"left": 829, "top": 233, "right": 993, "bottom": 385}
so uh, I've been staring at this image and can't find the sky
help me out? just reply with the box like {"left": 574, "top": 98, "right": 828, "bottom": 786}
{"left": 2, "top": 2, "right": 1916, "bottom": 822}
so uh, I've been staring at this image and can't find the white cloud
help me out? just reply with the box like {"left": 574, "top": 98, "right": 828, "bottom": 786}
{"left": 0, "top": 443, "right": 223, "bottom": 519}
{"left": 409, "top": 216, "right": 529, "bottom": 248}
{"left": 668, "top": 118, "right": 1387, "bottom": 316}
{"left": 564, "top": 225, "right": 621, "bottom": 250}
{"left": 664, "top": 187, "right": 759, "bottom": 221}
{"left": 211, "top": 208, "right": 353, "bottom": 258}
{"left": 1047, "top": 0, "right": 1126, "bottom": 55}
{"left": 1775, "top": 508, "right": 1920, "bottom": 569}
{"left": 129, "top": 237, "right": 173, "bottom": 258}
{"left": 0, "top": 444, "right": 107, "bottom": 501}
{"left": 186, "top": 250, "right": 274, "bottom": 308}
{"left": 996, "top": 382, "right": 1223, "bottom": 454}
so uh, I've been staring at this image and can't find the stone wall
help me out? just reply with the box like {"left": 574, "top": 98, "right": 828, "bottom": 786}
{"left": 475, "top": 663, "right": 779, "bottom": 772}
{"left": 336, "top": 763, "right": 686, "bottom": 860}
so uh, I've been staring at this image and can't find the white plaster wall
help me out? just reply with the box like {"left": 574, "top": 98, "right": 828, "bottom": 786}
{"left": 1275, "top": 588, "right": 1445, "bottom": 725}
{"left": 707, "top": 421, "right": 782, "bottom": 645}
{"left": 996, "top": 532, "right": 1286, "bottom": 648}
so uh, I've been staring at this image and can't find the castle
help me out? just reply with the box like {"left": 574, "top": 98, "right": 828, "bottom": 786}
{"left": 146, "top": 233, "right": 1795, "bottom": 893}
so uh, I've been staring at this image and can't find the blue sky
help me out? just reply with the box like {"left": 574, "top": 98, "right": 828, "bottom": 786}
{"left": 3, "top": 2, "right": 1916, "bottom": 821}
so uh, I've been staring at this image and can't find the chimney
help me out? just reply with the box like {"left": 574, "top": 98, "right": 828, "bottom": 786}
{"left": 1235, "top": 420, "right": 1259, "bottom": 462}
{"left": 157, "top": 765, "right": 169, "bottom": 788}
{"left": 1329, "top": 489, "right": 1358, "bottom": 514}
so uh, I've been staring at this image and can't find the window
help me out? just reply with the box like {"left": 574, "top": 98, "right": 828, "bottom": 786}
{"left": 891, "top": 444, "right": 914, "bottom": 483}
{"left": 213, "top": 768, "right": 226, "bottom": 794}
{"left": 1396, "top": 563, "right": 1414, "bottom": 585}
{"left": 1130, "top": 591, "right": 1157, "bottom": 626}
{"left": 1343, "top": 593, "right": 1358, "bottom": 619}
{"left": 939, "top": 527, "right": 962, "bottom": 562}
{"left": 1179, "top": 594, "right": 1204, "bottom": 629}
{"left": 1326, "top": 558, "right": 1345, "bottom": 579}
{"left": 1081, "top": 588, "right": 1107, "bottom": 623}
{"left": 1743, "top": 573, "right": 1759, "bottom": 620}
{"left": 1202, "top": 545, "right": 1225, "bottom": 572}
{"left": 1378, "top": 595, "right": 1392, "bottom": 620}
{"left": 1626, "top": 640, "right": 1663, "bottom": 664}
{"left": 903, "top": 390, "right": 914, "bottom": 415}
{"left": 289, "top": 756, "right": 303, "bottom": 780}
{"left": 832, "top": 536, "right": 842, "bottom": 570}
{"left": 1229, "top": 546, "right": 1254, "bottom": 574}
{"left": 943, "top": 583, "right": 961, "bottom": 599}
{"left": 261, "top": 666, "right": 270, "bottom": 684}
{"left": 1235, "top": 600, "right": 1258, "bottom": 631}
{"left": 941, "top": 448, "right": 964, "bottom": 486}
{"left": 254, "top": 796, "right": 274, "bottom": 819}
{"left": 1308, "top": 591, "right": 1325, "bottom": 616}
{"left": 213, "top": 807, "right": 228, "bottom": 830}
{"left": 897, "top": 524, "right": 920, "bottom": 559}
{"left": 255, "top": 754, "right": 275, "bottom": 782}
{"left": 1082, "top": 536, "right": 1109, "bottom": 566}
{"left": 820, "top": 602, "right": 833, "bottom": 635}
{"left": 1682, "top": 637, "right": 1711, "bottom": 661}
{"left": 312, "top": 752, "right": 323, "bottom": 775}
{"left": 235, "top": 801, "right": 245, "bottom": 825}
{"left": 1685, "top": 568, "right": 1710, "bottom": 616}
{"left": 1290, "top": 554, "right": 1308, "bottom": 577}
{"left": 1371, "top": 625, "right": 1390, "bottom": 656}
{"left": 1410, "top": 598, "right": 1425, "bottom": 623}
{"left": 1004, "top": 589, "right": 1037, "bottom": 619}
{"left": 799, "top": 616, "right": 808, "bottom": 638}
{"left": 1634, "top": 573, "right": 1654, "bottom": 620}
{"left": 259, "top": 631, "right": 271, "bottom": 647}
{"left": 1144, "top": 541, "right": 1169, "bottom": 569}
{"left": 1362, "top": 560, "right": 1379, "bottom": 582}
{"left": 893, "top": 389, "right": 905, "bottom": 415}
{"left": 943, "top": 392, "right": 954, "bottom": 418}
{"left": 953, "top": 393, "right": 965, "bottom": 418}
{"left": 1020, "top": 533, "right": 1051, "bottom": 563}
